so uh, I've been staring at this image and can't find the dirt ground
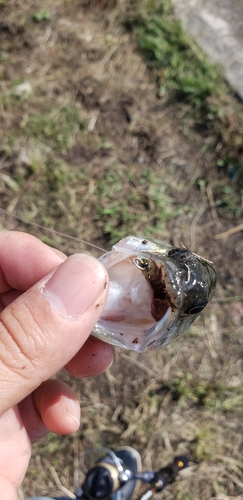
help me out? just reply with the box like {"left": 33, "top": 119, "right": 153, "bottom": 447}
{"left": 0, "top": 1, "right": 243, "bottom": 499}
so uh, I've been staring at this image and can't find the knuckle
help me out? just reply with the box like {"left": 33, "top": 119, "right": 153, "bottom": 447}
{"left": 0, "top": 300, "right": 44, "bottom": 380}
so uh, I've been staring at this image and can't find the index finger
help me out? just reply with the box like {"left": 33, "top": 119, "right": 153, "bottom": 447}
{"left": 0, "top": 231, "right": 66, "bottom": 293}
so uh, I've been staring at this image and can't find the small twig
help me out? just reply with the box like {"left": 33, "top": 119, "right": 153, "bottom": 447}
{"left": 216, "top": 454, "right": 243, "bottom": 467}
{"left": 206, "top": 184, "right": 220, "bottom": 226}
{"left": 215, "top": 223, "right": 243, "bottom": 239}
{"left": 212, "top": 295, "right": 243, "bottom": 303}
{"left": 43, "top": 458, "right": 76, "bottom": 499}
{"left": 190, "top": 205, "right": 205, "bottom": 251}
{"left": 105, "top": 368, "right": 117, "bottom": 403}
{"left": 120, "top": 353, "right": 159, "bottom": 377}
{"left": 88, "top": 109, "right": 99, "bottom": 131}
{"left": 223, "top": 469, "right": 243, "bottom": 490}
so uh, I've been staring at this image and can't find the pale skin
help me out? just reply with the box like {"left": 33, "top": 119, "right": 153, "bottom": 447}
{"left": 0, "top": 231, "right": 115, "bottom": 499}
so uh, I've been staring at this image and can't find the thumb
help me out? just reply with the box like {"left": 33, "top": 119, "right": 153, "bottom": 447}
{"left": 0, "top": 253, "right": 108, "bottom": 416}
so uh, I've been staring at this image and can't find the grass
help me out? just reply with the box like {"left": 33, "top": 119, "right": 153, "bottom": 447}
{"left": 33, "top": 9, "right": 52, "bottom": 22}
{"left": 0, "top": 1, "right": 242, "bottom": 498}
{"left": 138, "top": 8, "right": 224, "bottom": 108}
{"left": 1, "top": 101, "right": 85, "bottom": 155}
{"left": 94, "top": 167, "right": 176, "bottom": 243}
{"left": 169, "top": 375, "right": 243, "bottom": 414}
{"left": 125, "top": 0, "right": 225, "bottom": 103}
{"left": 124, "top": 0, "right": 243, "bottom": 218}
{"left": 21, "top": 105, "right": 85, "bottom": 152}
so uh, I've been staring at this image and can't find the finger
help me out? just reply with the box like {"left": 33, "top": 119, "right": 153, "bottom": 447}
{"left": 19, "top": 380, "right": 80, "bottom": 442}
{"left": 18, "top": 392, "right": 48, "bottom": 443}
{"left": 0, "top": 253, "right": 110, "bottom": 416}
{"left": 65, "top": 337, "right": 115, "bottom": 377}
{"left": 34, "top": 380, "right": 80, "bottom": 434}
{"left": 0, "top": 231, "right": 66, "bottom": 293}
{"left": 19, "top": 339, "right": 114, "bottom": 442}
{"left": 0, "top": 289, "right": 22, "bottom": 311}
{"left": 0, "top": 406, "right": 31, "bottom": 497}
{"left": 0, "top": 478, "right": 16, "bottom": 500}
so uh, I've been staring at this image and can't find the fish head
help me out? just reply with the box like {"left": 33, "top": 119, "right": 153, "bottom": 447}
{"left": 92, "top": 236, "right": 217, "bottom": 352}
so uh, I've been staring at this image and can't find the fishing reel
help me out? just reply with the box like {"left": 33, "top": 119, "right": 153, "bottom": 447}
{"left": 77, "top": 447, "right": 188, "bottom": 500}
{"left": 79, "top": 447, "right": 140, "bottom": 500}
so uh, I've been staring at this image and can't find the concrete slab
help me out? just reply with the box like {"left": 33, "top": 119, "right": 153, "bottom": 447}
{"left": 171, "top": 0, "right": 243, "bottom": 100}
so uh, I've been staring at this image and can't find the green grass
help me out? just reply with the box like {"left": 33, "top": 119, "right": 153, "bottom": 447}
{"left": 21, "top": 105, "right": 85, "bottom": 152}
{"left": 169, "top": 375, "right": 243, "bottom": 414}
{"left": 124, "top": 0, "right": 243, "bottom": 217}
{"left": 125, "top": 0, "right": 225, "bottom": 108}
{"left": 94, "top": 167, "right": 177, "bottom": 243}
{"left": 138, "top": 14, "right": 224, "bottom": 109}
{"left": 33, "top": 9, "right": 52, "bottom": 22}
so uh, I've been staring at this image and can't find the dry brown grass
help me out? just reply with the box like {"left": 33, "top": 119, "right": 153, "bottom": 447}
{"left": 0, "top": 1, "right": 242, "bottom": 498}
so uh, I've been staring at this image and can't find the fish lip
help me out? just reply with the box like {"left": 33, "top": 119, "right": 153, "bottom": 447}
{"left": 94, "top": 305, "right": 178, "bottom": 353}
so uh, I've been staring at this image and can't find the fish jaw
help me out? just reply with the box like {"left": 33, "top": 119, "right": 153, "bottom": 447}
{"left": 91, "top": 236, "right": 217, "bottom": 352}
{"left": 93, "top": 306, "right": 177, "bottom": 353}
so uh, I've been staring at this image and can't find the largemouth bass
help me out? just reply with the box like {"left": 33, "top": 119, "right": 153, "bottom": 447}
{"left": 92, "top": 236, "right": 217, "bottom": 352}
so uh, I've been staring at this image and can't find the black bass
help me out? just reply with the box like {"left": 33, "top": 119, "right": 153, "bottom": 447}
{"left": 92, "top": 236, "right": 217, "bottom": 352}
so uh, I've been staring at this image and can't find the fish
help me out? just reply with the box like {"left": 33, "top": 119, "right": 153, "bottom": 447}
{"left": 92, "top": 236, "right": 217, "bottom": 352}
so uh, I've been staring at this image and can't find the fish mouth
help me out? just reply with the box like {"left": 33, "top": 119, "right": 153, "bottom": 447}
{"left": 96, "top": 307, "right": 174, "bottom": 352}
{"left": 91, "top": 235, "right": 216, "bottom": 352}
{"left": 92, "top": 249, "right": 178, "bottom": 352}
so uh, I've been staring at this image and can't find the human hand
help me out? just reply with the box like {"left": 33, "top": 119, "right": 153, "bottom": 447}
{"left": 0, "top": 231, "right": 114, "bottom": 499}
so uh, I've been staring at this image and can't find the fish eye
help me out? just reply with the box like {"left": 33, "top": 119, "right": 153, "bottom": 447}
{"left": 168, "top": 248, "right": 189, "bottom": 259}
{"left": 183, "top": 300, "right": 208, "bottom": 315}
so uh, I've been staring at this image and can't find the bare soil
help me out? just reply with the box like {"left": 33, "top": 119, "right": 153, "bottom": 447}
{"left": 0, "top": 1, "right": 243, "bottom": 499}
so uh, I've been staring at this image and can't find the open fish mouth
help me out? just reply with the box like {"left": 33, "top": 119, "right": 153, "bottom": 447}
{"left": 92, "top": 236, "right": 217, "bottom": 352}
